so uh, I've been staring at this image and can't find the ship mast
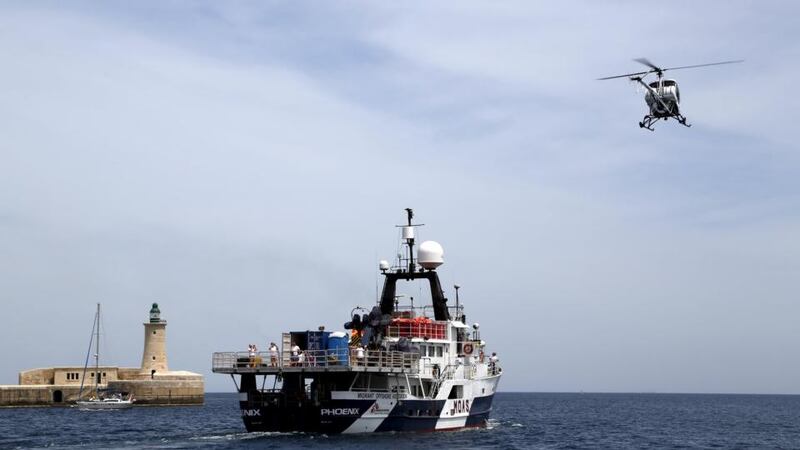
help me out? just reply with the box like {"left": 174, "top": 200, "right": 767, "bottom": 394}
{"left": 380, "top": 209, "right": 449, "bottom": 320}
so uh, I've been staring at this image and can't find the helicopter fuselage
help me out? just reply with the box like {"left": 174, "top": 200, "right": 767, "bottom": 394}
{"left": 644, "top": 79, "right": 680, "bottom": 117}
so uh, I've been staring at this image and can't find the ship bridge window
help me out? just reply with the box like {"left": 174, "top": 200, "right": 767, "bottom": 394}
{"left": 436, "top": 346, "right": 443, "bottom": 357}
{"left": 447, "top": 385, "right": 463, "bottom": 399}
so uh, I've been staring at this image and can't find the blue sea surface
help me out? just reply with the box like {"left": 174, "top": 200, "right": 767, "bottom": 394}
{"left": 1, "top": 393, "right": 799, "bottom": 449}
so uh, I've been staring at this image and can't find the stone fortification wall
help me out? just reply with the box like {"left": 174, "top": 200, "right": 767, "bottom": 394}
{"left": 117, "top": 367, "right": 142, "bottom": 380}
{"left": 0, "top": 385, "right": 82, "bottom": 407}
{"left": 1, "top": 375, "right": 204, "bottom": 407}
{"left": 109, "top": 378, "right": 204, "bottom": 405}
{"left": 19, "top": 368, "right": 54, "bottom": 385}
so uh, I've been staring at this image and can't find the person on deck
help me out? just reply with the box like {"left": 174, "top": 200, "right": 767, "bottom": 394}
{"left": 489, "top": 352, "right": 499, "bottom": 375}
{"left": 269, "top": 342, "right": 279, "bottom": 367}
{"left": 248, "top": 344, "right": 256, "bottom": 368}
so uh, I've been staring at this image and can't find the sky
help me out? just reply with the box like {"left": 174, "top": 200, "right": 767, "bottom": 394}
{"left": 0, "top": 1, "right": 798, "bottom": 394}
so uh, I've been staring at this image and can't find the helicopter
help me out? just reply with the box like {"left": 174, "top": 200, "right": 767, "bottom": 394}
{"left": 598, "top": 58, "right": 743, "bottom": 131}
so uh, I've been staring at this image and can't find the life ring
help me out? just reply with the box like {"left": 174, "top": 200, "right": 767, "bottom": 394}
{"left": 463, "top": 343, "right": 474, "bottom": 355}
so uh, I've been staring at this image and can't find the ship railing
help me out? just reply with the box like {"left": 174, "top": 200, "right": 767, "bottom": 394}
{"left": 212, "top": 351, "right": 279, "bottom": 371}
{"left": 429, "top": 363, "right": 458, "bottom": 398}
{"left": 281, "top": 348, "right": 353, "bottom": 368}
{"left": 420, "top": 358, "right": 457, "bottom": 379}
{"left": 349, "top": 349, "right": 420, "bottom": 371}
{"left": 489, "top": 360, "right": 502, "bottom": 376}
{"left": 385, "top": 321, "right": 447, "bottom": 340}
{"left": 213, "top": 349, "right": 420, "bottom": 372}
{"left": 348, "top": 386, "right": 408, "bottom": 394}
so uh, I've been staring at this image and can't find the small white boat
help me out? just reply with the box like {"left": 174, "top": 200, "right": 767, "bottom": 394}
{"left": 75, "top": 394, "right": 135, "bottom": 410}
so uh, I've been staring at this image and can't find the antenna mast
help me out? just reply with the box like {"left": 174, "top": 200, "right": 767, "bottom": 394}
{"left": 405, "top": 208, "right": 415, "bottom": 273}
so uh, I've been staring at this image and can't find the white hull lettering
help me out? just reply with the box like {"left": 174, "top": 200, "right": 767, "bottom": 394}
{"left": 450, "top": 399, "right": 471, "bottom": 415}
{"left": 321, "top": 407, "right": 361, "bottom": 416}
{"left": 356, "top": 392, "right": 405, "bottom": 400}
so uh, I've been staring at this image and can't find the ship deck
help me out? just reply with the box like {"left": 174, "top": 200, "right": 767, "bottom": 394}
{"left": 212, "top": 349, "right": 420, "bottom": 375}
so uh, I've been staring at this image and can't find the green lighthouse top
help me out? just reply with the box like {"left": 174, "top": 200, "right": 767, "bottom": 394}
{"left": 149, "top": 303, "right": 162, "bottom": 323}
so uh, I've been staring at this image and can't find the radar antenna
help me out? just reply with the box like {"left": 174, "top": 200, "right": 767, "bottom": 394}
{"left": 396, "top": 207, "right": 424, "bottom": 273}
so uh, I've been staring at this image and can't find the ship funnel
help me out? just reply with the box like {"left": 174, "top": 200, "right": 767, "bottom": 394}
{"left": 418, "top": 241, "right": 444, "bottom": 270}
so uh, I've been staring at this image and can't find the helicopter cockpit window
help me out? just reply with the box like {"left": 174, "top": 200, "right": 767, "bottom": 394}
{"left": 663, "top": 80, "right": 676, "bottom": 86}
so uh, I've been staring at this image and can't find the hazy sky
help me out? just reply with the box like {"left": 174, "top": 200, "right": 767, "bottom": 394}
{"left": 1, "top": 2, "right": 798, "bottom": 393}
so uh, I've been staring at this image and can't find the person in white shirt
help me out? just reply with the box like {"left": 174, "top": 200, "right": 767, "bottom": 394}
{"left": 248, "top": 344, "right": 257, "bottom": 368}
{"left": 269, "top": 342, "right": 279, "bottom": 367}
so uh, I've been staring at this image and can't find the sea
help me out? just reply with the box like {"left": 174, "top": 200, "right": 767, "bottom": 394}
{"left": 2, "top": 393, "right": 799, "bottom": 449}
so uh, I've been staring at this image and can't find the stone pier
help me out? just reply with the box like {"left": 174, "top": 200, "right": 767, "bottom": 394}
{"left": 0, "top": 304, "right": 204, "bottom": 407}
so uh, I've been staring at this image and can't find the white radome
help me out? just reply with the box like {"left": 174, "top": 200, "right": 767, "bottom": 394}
{"left": 418, "top": 240, "right": 444, "bottom": 269}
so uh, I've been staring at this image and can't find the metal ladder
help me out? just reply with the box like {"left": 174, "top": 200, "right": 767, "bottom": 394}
{"left": 429, "top": 364, "right": 456, "bottom": 399}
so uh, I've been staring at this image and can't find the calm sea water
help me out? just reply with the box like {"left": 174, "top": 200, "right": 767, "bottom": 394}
{"left": 2, "top": 393, "right": 799, "bottom": 449}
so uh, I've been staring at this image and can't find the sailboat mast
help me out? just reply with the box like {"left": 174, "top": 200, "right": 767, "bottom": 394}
{"left": 95, "top": 302, "right": 100, "bottom": 397}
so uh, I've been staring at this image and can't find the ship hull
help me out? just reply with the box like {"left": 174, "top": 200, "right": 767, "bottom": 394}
{"left": 237, "top": 371, "right": 498, "bottom": 434}
{"left": 239, "top": 394, "right": 495, "bottom": 433}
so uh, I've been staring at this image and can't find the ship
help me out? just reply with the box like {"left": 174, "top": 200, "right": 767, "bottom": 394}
{"left": 211, "top": 209, "right": 502, "bottom": 433}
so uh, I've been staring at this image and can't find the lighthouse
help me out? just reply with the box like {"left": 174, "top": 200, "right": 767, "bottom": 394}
{"left": 140, "top": 303, "right": 169, "bottom": 377}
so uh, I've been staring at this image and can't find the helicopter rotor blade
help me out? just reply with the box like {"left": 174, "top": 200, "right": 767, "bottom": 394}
{"left": 661, "top": 60, "right": 744, "bottom": 72}
{"left": 633, "top": 57, "right": 663, "bottom": 72}
{"left": 596, "top": 70, "right": 651, "bottom": 81}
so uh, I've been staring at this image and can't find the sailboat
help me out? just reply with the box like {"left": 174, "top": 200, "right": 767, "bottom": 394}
{"left": 74, "top": 303, "right": 134, "bottom": 410}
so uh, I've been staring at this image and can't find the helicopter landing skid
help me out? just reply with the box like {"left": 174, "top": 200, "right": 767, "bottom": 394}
{"left": 638, "top": 114, "right": 691, "bottom": 131}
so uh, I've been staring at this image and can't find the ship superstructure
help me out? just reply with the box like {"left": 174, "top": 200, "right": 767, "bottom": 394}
{"left": 212, "top": 209, "right": 502, "bottom": 433}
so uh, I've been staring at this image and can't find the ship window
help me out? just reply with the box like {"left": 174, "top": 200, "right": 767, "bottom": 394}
{"left": 436, "top": 346, "right": 443, "bottom": 357}
{"left": 153, "top": 330, "right": 157, "bottom": 335}
{"left": 90, "top": 373, "right": 94, "bottom": 377}
{"left": 448, "top": 385, "right": 463, "bottom": 399}
{"left": 102, "top": 372, "right": 107, "bottom": 377}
